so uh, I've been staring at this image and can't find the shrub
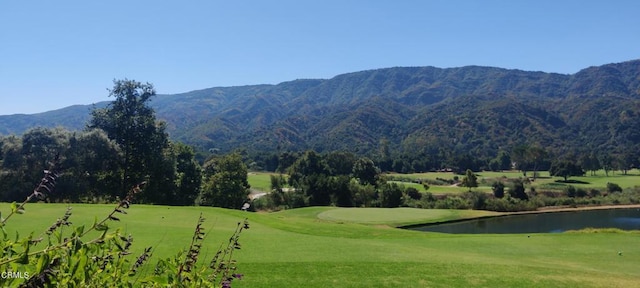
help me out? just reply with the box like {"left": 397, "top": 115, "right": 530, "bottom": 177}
{"left": 607, "top": 182, "right": 623, "bottom": 193}
{"left": 463, "top": 190, "right": 488, "bottom": 210}
{"left": 408, "top": 193, "right": 437, "bottom": 209}
{"left": 405, "top": 187, "right": 422, "bottom": 200}
{"left": 350, "top": 182, "right": 377, "bottom": 207}
{"left": 379, "top": 183, "right": 403, "bottom": 208}
{"left": 252, "top": 195, "right": 277, "bottom": 211}
{"left": 434, "top": 196, "right": 470, "bottom": 209}
{"left": 418, "top": 192, "right": 437, "bottom": 208}
{"left": 429, "top": 178, "right": 453, "bottom": 185}
{"left": 575, "top": 187, "right": 588, "bottom": 198}
{"left": 508, "top": 179, "right": 528, "bottom": 200}
{"left": 491, "top": 181, "right": 505, "bottom": 198}
{"left": 484, "top": 197, "right": 537, "bottom": 212}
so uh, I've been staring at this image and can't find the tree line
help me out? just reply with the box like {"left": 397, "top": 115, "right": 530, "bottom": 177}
{"left": 250, "top": 142, "right": 637, "bottom": 180}
{"left": 1, "top": 79, "right": 638, "bottom": 210}
{"left": 0, "top": 80, "right": 248, "bottom": 209}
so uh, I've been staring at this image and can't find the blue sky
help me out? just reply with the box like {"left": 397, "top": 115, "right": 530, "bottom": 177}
{"left": 1, "top": 0, "right": 639, "bottom": 115}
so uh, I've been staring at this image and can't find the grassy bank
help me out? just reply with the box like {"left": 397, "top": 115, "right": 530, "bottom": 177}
{"left": 2, "top": 203, "right": 639, "bottom": 287}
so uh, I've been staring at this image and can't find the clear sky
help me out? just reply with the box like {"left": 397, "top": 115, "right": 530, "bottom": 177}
{"left": 1, "top": 0, "right": 639, "bottom": 115}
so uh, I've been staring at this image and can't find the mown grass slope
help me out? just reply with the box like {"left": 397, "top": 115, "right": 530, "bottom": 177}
{"left": 2, "top": 203, "right": 639, "bottom": 287}
{"left": 247, "top": 172, "right": 276, "bottom": 192}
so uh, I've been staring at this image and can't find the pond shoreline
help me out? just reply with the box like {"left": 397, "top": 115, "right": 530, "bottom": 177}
{"left": 400, "top": 204, "right": 640, "bottom": 229}
{"left": 513, "top": 203, "right": 640, "bottom": 214}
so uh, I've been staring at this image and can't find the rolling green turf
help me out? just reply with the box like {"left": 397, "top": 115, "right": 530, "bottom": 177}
{"left": 247, "top": 172, "right": 273, "bottom": 191}
{"left": 531, "top": 170, "right": 640, "bottom": 190}
{"left": 389, "top": 169, "right": 640, "bottom": 195}
{"left": 2, "top": 203, "right": 640, "bottom": 287}
{"left": 248, "top": 172, "right": 290, "bottom": 192}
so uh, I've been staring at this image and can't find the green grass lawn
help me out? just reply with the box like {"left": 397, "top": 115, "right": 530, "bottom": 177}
{"left": 2, "top": 203, "right": 639, "bottom": 287}
{"left": 248, "top": 172, "right": 290, "bottom": 192}
{"left": 388, "top": 169, "right": 640, "bottom": 195}
{"left": 387, "top": 171, "right": 526, "bottom": 195}
{"left": 537, "top": 170, "right": 640, "bottom": 190}
{"left": 247, "top": 172, "right": 273, "bottom": 191}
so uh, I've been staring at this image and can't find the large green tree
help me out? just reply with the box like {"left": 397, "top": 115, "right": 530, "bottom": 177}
{"left": 527, "top": 145, "right": 548, "bottom": 179}
{"left": 0, "top": 128, "right": 125, "bottom": 202}
{"left": 325, "top": 151, "right": 357, "bottom": 176}
{"left": 66, "top": 129, "right": 123, "bottom": 201}
{"left": 287, "top": 151, "right": 331, "bottom": 206}
{"left": 1, "top": 134, "right": 32, "bottom": 201}
{"left": 511, "top": 144, "right": 548, "bottom": 178}
{"left": 15, "top": 128, "right": 68, "bottom": 201}
{"left": 489, "top": 150, "right": 511, "bottom": 171}
{"left": 598, "top": 153, "right": 613, "bottom": 177}
{"left": 199, "top": 153, "right": 250, "bottom": 209}
{"left": 613, "top": 149, "right": 637, "bottom": 175}
{"left": 579, "top": 153, "right": 600, "bottom": 176}
{"left": 379, "top": 182, "right": 403, "bottom": 208}
{"left": 21, "top": 127, "right": 68, "bottom": 182}
{"left": 352, "top": 157, "right": 380, "bottom": 186}
{"left": 549, "top": 160, "right": 585, "bottom": 181}
{"left": 171, "top": 143, "right": 202, "bottom": 205}
{"left": 88, "top": 79, "right": 171, "bottom": 200}
{"left": 511, "top": 144, "right": 530, "bottom": 176}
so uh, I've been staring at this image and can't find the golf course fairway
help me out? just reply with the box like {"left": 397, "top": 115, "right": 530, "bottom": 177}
{"left": 2, "top": 203, "right": 639, "bottom": 287}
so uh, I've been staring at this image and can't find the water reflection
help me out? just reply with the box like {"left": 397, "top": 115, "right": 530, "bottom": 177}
{"left": 408, "top": 208, "right": 640, "bottom": 234}
{"left": 614, "top": 217, "right": 640, "bottom": 225}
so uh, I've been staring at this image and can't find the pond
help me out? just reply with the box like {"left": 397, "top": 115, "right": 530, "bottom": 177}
{"left": 407, "top": 208, "right": 640, "bottom": 234}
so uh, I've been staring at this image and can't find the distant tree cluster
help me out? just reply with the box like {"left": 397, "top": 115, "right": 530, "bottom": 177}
{"left": 549, "top": 160, "right": 585, "bottom": 181}
{"left": 254, "top": 150, "right": 413, "bottom": 210}
{"left": 252, "top": 150, "right": 513, "bottom": 211}
{"left": 249, "top": 140, "right": 637, "bottom": 183}
{"left": 285, "top": 151, "right": 385, "bottom": 208}
{"left": 0, "top": 80, "right": 248, "bottom": 208}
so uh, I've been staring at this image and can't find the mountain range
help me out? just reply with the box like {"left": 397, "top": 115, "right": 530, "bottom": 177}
{"left": 1, "top": 60, "right": 639, "bottom": 159}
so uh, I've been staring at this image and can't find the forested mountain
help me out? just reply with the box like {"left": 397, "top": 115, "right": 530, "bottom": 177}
{"left": 1, "top": 60, "right": 639, "bottom": 161}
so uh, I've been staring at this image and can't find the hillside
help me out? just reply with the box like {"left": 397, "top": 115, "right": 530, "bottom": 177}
{"left": 1, "top": 60, "right": 639, "bottom": 158}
